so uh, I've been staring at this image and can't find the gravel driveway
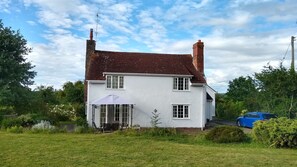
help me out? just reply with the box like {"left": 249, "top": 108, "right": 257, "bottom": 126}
{"left": 206, "top": 119, "right": 252, "bottom": 133}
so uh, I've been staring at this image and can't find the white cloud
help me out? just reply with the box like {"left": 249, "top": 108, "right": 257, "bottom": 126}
{"left": 6, "top": 0, "right": 297, "bottom": 93}
{"left": 0, "top": 0, "right": 11, "bottom": 13}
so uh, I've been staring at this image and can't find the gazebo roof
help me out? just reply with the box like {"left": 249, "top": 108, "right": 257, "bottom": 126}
{"left": 91, "top": 94, "right": 134, "bottom": 105}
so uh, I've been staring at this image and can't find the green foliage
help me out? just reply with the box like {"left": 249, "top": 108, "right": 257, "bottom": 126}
{"left": 1, "top": 114, "right": 36, "bottom": 129}
{"left": 6, "top": 126, "right": 24, "bottom": 133}
{"left": 144, "top": 128, "right": 178, "bottom": 137}
{"left": 74, "top": 126, "right": 95, "bottom": 134}
{"left": 252, "top": 117, "right": 297, "bottom": 148}
{"left": 150, "top": 109, "right": 161, "bottom": 128}
{"left": 1, "top": 117, "right": 22, "bottom": 129}
{"left": 49, "top": 104, "right": 76, "bottom": 122}
{"left": 0, "top": 20, "right": 36, "bottom": 110}
{"left": 216, "top": 94, "right": 246, "bottom": 120}
{"left": 57, "top": 81, "right": 84, "bottom": 104}
{"left": 205, "top": 126, "right": 246, "bottom": 143}
{"left": 255, "top": 65, "right": 297, "bottom": 118}
{"left": 75, "top": 117, "right": 88, "bottom": 127}
{"left": 221, "top": 64, "right": 297, "bottom": 119}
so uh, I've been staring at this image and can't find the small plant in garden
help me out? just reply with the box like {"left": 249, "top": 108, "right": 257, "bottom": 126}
{"left": 31, "top": 120, "right": 56, "bottom": 133}
{"left": 6, "top": 126, "right": 24, "bottom": 133}
{"left": 150, "top": 109, "right": 161, "bottom": 128}
{"left": 205, "top": 125, "right": 246, "bottom": 143}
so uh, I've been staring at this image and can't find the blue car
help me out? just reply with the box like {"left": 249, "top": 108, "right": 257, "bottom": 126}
{"left": 236, "top": 112, "right": 276, "bottom": 128}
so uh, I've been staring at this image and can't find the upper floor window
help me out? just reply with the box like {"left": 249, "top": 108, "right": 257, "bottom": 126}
{"left": 173, "top": 77, "right": 189, "bottom": 91}
{"left": 107, "top": 75, "right": 124, "bottom": 89}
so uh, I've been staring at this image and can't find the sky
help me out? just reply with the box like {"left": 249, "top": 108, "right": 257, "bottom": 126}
{"left": 1, "top": 0, "right": 297, "bottom": 93}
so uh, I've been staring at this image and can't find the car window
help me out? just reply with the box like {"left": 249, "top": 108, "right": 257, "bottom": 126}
{"left": 251, "top": 114, "right": 260, "bottom": 118}
{"left": 263, "top": 114, "right": 276, "bottom": 119}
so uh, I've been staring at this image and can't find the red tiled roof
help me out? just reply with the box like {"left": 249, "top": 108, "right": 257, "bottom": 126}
{"left": 86, "top": 50, "right": 206, "bottom": 83}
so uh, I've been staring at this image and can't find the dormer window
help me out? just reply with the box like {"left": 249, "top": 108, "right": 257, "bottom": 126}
{"left": 173, "top": 77, "right": 189, "bottom": 91}
{"left": 106, "top": 75, "right": 124, "bottom": 89}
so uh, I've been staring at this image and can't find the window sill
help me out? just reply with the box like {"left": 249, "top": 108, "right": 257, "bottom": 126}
{"left": 106, "top": 88, "right": 125, "bottom": 91}
{"left": 172, "top": 90, "right": 190, "bottom": 92}
{"left": 172, "top": 118, "right": 190, "bottom": 120}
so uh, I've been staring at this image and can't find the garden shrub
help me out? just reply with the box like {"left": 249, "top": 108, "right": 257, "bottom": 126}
{"left": 205, "top": 126, "right": 246, "bottom": 143}
{"left": 1, "top": 117, "right": 22, "bottom": 129}
{"left": 1, "top": 114, "right": 36, "bottom": 129}
{"left": 6, "top": 126, "right": 24, "bottom": 133}
{"left": 76, "top": 117, "right": 88, "bottom": 127}
{"left": 17, "top": 114, "right": 35, "bottom": 127}
{"left": 49, "top": 104, "right": 76, "bottom": 122}
{"left": 144, "top": 128, "right": 178, "bottom": 137}
{"left": 252, "top": 117, "right": 297, "bottom": 148}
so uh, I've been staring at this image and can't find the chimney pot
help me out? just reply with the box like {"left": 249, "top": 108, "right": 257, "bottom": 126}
{"left": 90, "top": 28, "right": 93, "bottom": 41}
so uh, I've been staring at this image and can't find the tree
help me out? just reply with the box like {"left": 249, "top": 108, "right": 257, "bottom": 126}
{"left": 0, "top": 20, "right": 36, "bottom": 109}
{"left": 226, "top": 76, "right": 257, "bottom": 101}
{"left": 255, "top": 64, "right": 297, "bottom": 118}
{"left": 56, "top": 81, "right": 85, "bottom": 118}
{"left": 226, "top": 76, "right": 260, "bottom": 111}
{"left": 58, "top": 81, "right": 84, "bottom": 104}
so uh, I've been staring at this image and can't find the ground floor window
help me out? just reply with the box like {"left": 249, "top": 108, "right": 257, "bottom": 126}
{"left": 114, "top": 105, "right": 120, "bottom": 121}
{"left": 172, "top": 104, "right": 189, "bottom": 119}
{"left": 100, "top": 105, "right": 107, "bottom": 127}
{"left": 122, "top": 104, "right": 129, "bottom": 125}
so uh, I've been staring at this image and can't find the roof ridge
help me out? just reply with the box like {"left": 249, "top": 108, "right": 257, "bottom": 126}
{"left": 96, "top": 50, "right": 191, "bottom": 56}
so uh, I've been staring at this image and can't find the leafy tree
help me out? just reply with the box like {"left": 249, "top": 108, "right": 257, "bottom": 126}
{"left": 0, "top": 20, "right": 36, "bottom": 110}
{"left": 35, "top": 86, "right": 58, "bottom": 105}
{"left": 56, "top": 81, "right": 85, "bottom": 118}
{"left": 226, "top": 76, "right": 260, "bottom": 111}
{"left": 58, "top": 81, "right": 84, "bottom": 104}
{"left": 255, "top": 64, "right": 297, "bottom": 118}
{"left": 226, "top": 76, "right": 257, "bottom": 101}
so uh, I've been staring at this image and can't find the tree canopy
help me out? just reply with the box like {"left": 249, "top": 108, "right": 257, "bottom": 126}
{"left": 0, "top": 20, "right": 36, "bottom": 107}
{"left": 217, "top": 64, "right": 297, "bottom": 119}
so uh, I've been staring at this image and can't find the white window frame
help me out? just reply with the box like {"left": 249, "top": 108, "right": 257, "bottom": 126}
{"left": 114, "top": 104, "right": 120, "bottom": 122}
{"left": 172, "top": 104, "right": 190, "bottom": 119}
{"left": 106, "top": 75, "right": 124, "bottom": 89}
{"left": 173, "top": 77, "right": 189, "bottom": 91}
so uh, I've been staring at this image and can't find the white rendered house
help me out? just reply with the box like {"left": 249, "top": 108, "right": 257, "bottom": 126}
{"left": 85, "top": 29, "right": 215, "bottom": 130}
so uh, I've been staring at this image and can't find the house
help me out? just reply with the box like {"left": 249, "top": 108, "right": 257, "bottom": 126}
{"left": 85, "top": 29, "right": 215, "bottom": 130}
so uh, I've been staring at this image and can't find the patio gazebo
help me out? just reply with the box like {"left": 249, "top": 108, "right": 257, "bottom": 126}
{"left": 90, "top": 94, "right": 134, "bottom": 131}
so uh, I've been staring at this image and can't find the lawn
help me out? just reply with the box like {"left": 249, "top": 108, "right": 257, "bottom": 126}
{"left": 0, "top": 132, "right": 296, "bottom": 167}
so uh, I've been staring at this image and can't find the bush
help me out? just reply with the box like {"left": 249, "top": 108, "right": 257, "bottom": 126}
{"left": 7, "top": 126, "right": 24, "bottom": 133}
{"left": 1, "top": 117, "right": 22, "bottom": 129}
{"left": 205, "top": 126, "right": 246, "bottom": 143}
{"left": 144, "top": 128, "right": 177, "bottom": 137}
{"left": 1, "top": 114, "right": 36, "bottom": 129}
{"left": 17, "top": 114, "right": 35, "bottom": 127}
{"left": 76, "top": 117, "right": 88, "bottom": 127}
{"left": 252, "top": 117, "right": 297, "bottom": 148}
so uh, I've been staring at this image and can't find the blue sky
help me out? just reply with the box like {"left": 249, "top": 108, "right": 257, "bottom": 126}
{"left": 1, "top": 0, "right": 297, "bottom": 92}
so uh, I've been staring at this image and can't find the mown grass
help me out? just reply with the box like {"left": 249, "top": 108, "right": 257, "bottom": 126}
{"left": 0, "top": 131, "right": 296, "bottom": 167}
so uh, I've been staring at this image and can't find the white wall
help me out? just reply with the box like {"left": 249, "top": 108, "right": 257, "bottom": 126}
{"left": 87, "top": 75, "right": 206, "bottom": 128}
{"left": 206, "top": 85, "right": 216, "bottom": 119}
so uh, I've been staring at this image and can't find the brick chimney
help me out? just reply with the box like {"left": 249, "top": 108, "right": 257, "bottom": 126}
{"left": 85, "top": 29, "right": 96, "bottom": 102}
{"left": 193, "top": 40, "right": 204, "bottom": 75}
{"left": 85, "top": 28, "right": 96, "bottom": 79}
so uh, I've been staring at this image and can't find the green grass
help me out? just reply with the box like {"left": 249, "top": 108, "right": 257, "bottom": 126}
{"left": 0, "top": 132, "right": 296, "bottom": 167}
